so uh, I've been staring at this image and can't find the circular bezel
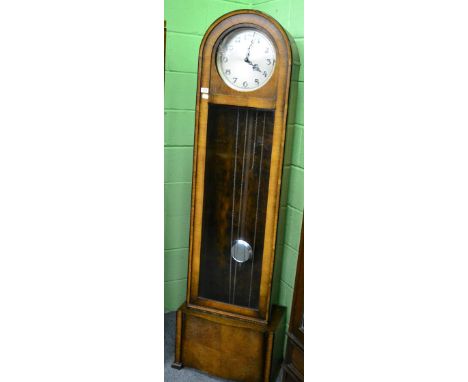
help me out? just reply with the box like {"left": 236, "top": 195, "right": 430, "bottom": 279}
{"left": 216, "top": 27, "right": 276, "bottom": 92}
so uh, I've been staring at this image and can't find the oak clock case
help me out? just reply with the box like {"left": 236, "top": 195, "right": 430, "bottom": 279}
{"left": 172, "top": 10, "right": 300, "bottom": 382}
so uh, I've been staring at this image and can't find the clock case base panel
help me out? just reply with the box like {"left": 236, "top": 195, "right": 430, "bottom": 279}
{"left": 172, "top": 303, "right": 286, "bottom": 382}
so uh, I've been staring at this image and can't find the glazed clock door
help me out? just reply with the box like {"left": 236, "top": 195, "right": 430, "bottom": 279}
{"left": 198, "top": 104, "right": 275, "bottom": 310}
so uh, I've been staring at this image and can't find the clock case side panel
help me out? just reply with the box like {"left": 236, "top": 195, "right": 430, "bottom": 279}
{"left": 185, "top": 10, "right": 297, "bottom": 323}
{"left": 263, "top": 25, "right": 301, "bottom": 323}
{"left": 271, "top": 32, "right": 301, "bottom": 308}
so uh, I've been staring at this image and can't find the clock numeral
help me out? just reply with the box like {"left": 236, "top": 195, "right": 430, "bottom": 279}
{"left": 222, "top": 56, "right": 228, "bottom": 63}
{"left": 232, "top": 77, "right": 238, "bottom": 83}
{"left": 243, "top": 81, "right": 248, "bottom": 88}
{"left": 228, "top": 45, "right": 234, "bottom": 51}
{"left": 266, "top": 59, "right": 271, "bottom": 65}
{"left": 263, "top": 71, "right": 267, "bottom": 77}
{"left": 225, "top": 69, "right": 231, "bottom": 75}
{"left": 255, "top": 79, "right": 260, "bottom": 85}
{"left": 235, "top": 38, "right": 240, "bottom": 43}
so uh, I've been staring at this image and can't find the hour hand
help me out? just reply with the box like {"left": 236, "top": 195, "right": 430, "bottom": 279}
{"left": 252, "top": 64, "right": 261, "bottom": 73}
{"left": 244, "top": 58, "right": 262, "bottom": 72}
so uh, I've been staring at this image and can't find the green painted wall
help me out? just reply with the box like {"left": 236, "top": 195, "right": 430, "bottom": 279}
{"left": 164, "top": 0, "right": 304, "bottom": 335}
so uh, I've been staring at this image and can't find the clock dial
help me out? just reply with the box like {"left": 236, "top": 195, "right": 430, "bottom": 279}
{"left": 216, "top": 28, "right": 276, "bottom": 91}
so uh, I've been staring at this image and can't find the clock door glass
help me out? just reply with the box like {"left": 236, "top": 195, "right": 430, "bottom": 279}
{"left": 216, "top": 28, "right": 276, "bottom": 91}
{"left": 198, "top": 104, "right": 275, "bottom": 309}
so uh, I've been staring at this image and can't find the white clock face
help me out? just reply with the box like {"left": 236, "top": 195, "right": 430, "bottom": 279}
{"left": 216, "top": 28, "right": 276, "bottom": 91}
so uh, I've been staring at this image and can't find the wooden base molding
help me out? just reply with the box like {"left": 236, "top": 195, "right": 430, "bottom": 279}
{"left": 172, "top": 303, "right": 286, "bottom": 382}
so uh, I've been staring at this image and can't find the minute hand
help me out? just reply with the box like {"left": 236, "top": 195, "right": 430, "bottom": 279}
{"left": 244, "top": 32, "right": 256, "bottom": 61}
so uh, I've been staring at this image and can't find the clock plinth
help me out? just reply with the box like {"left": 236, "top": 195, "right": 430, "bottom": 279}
{"left": 172, "top": 303, "right": 286, "bottom": 382}
{"left": 172, "top": 9, "right": 300, "bottom": 382}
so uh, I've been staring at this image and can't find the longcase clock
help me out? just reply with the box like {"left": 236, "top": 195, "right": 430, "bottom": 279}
{"left": 172, "top": 10, "right": 300, "bottom": 382}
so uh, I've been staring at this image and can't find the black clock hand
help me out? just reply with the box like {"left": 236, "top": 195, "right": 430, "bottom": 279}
{"left": 252, "top": 63, "right": 262, "bottom": 73}
{"left": 244, "top": 32, "right": 256, "bottom": 62}
{"left": 244, "top": 59, "right": 262, "bottom": 73}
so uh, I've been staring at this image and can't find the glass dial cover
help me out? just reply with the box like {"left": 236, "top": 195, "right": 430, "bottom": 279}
{"left": 216, "top": 28, "right": 276, "bottom": 91}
